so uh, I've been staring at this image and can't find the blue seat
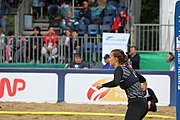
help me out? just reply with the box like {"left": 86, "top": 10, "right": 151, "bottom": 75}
{"left": 95, "top": 42, "right": 102, "bottom": 53}
{"left": 88, "top": 24, "right": 99, "bottom": 35}
{"left": 83, "top": 42, "right": 95, "bottom": 53}
{"left": 100, "top": 25, "right": 111, "bottom": 34}
{"left": 103, "top": 16, "right": 114, "bottom": 25}
{"left": 78, "top": 24, "right": 87, "bottom": 35}
{"left": 105, "top": 9, "right": 116, "bottom": 17}
{"left": 119, "top": 1, "right": 128, "bottom": 9}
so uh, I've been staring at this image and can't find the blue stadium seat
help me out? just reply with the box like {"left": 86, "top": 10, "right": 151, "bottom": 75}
{"left": 103, "top": 16, "right": 114, "bottom": 25}
{"left": 119, "top": 1, "right": 128, "bottom": 9}
{"left": 83, "top": 42, "right": 95, "bottom": 53}
{"left": 88, "top": 24, "right": 99, "bottom": 35}
{"left": 78, "top": 24, "right": 87, "bottom": 35}
{"left": 100, "top": 25, "right": 111, "bottom": 34}
{"left": 105, "top": 9, "right": 116, "bottom": 17}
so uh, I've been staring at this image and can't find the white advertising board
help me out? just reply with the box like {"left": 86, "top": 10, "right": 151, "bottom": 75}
{"left": 0, "top": 73, "right": 58, "bottom": 103}
{"left": 65, "top": 73, "right": 170, "bottom": 106}
{"left": 102, "top": 33, "right": 130, "bottom": 63}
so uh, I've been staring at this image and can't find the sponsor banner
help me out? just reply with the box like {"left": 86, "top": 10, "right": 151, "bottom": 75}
{"left": 102, "top": 33, "right": 129, "bottom": 63}
{"left": 0, "top": 73, "right": 58, "bottom": 103}
{"left": 65, "top": 74, "right": 170, "bottom": 106}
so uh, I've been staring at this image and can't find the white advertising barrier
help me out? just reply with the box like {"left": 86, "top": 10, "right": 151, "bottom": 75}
{"left": 0, "top": 73, "right": 58, "bottom": 103}
{"left": 102, "top": 33, "right": 130, "bottom": 63}
{"left": 65, "top": 73, "right": 170, "bottom": 106}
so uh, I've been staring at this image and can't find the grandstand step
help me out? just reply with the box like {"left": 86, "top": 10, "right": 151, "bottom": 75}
{"left": 33, "top": 22, "right": 50, "bottom": 28}
{"left": 33, "top": 19, "right": 49, "bottom": 23}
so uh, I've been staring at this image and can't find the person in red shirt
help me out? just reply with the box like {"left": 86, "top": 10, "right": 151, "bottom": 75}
{"left": 41, "top": 26, "right": 59, "bottom": 63}
{"left": 111, "top": 10, "right": 128, "bottom": 33}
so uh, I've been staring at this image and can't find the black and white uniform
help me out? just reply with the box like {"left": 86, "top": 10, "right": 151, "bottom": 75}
{"left": 102, "top": 65, "right": 148, "bottom": 120}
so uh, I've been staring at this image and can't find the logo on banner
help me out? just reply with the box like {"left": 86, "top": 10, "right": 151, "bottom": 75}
{"left": 105, "top": 36, "right": 119, "bottom": 41}
{"left": 87, "top": 78, "right": 127, "bottom": 102}
{"left": 0, "top": 78, "right": 26, "bottom": 98}
{"left": 87, "top": 78, "right": 112, "bottom": 101}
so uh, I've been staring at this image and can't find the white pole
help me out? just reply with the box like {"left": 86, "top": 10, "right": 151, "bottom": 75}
{"left": 72, "top": 0, "right": 75, "bottom": 18}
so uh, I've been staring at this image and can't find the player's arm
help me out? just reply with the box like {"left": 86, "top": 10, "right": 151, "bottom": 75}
{"left": 102, "top": 66, "right": 123, "bottom": 87}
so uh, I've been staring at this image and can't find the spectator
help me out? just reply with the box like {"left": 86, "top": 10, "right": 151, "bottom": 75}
{"left": 111, "top": 10, "right": 127, "bottom": 33}
{"left": 28, "top": 26, "right": 43, "bottom": 64}
{"left": 62, "top": 29, "right": 73, "bottom": 63}
{"left": 0, "top": 29, "right": 5, "bottom": 62}
{"left": 41, "top": 26, "right": 59, "bottom": 63}
{"left": 128, "top": 46, "right": 140, "bottom": 69}
{"left": 47, "top": 0, "right": 59, "bottom": 21}
{"left": 72, "top": 30, "right": 81, "bottom": 54}
{"left": 102, "top": 54, "right": 115, "bottom": 69}
{"left": 141, "top": 81, "right": 158, "bottom": 113}
{"left": 0, "top": 29, "right": 5, "bottom": 45}
{"left": 90, "top": 3, "right": 103, "bottom": 25}
{"left": 68, "top": 53, "right": 89, "bottom": 69}
{"left": 60, "top": 11, "right": 79, "bottom": 32}
{"left": 166, "top": 51, "right": 175, "bottom": 71}
{"left": 16, "top": 35, "right": 27, "bottom": 63}
{"left": 5, "top": 31, "right": 16, "bottom": 63}
{"left": 0, "top": 0, "right": 11, "bottom": 34}
{"left": 79, "top": 1, "right": 91, "bottom": 25}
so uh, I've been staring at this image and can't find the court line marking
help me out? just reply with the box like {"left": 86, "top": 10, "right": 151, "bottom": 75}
{"left": 0, "top": 111, "right": 175, "bottom": 119}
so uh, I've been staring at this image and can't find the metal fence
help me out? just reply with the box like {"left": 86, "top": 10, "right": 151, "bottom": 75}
{"left": 132, "top": 24, "right": 174, "bottom": 51}
{"left": 0, "top": 35, "right": 103, "bottom": 66}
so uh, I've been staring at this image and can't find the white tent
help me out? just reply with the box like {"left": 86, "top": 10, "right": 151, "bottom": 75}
{"left": 160, "top": 0, "right": 177, "bottom": 51}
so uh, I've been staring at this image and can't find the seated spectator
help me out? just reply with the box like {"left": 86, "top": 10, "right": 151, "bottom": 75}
{"left": 102, "top": 54, "right": 115, "bottom": 69}
{"left": 72, "top": 30, "right": 81, "bottom": 54}
{"left": 0, "top": 0, "right": 11, "bottom": 34}
{"left": 28, "top": 26, "right": 43, "bottom": 64}
{"left": 128, "top": 46, "right": 140, "bottom": 69}
{"left": 47, "top": 0, "right": 59, "bottom": 21}
{"left": 41, "top": 26, "right": 59, "bottom": 63}
{"left": 111, "top": 10, "right": 127, "bottom": 33}
{"left": 32, "top": 0, "right": 44, "bottom": 19}
{"left": 90, "top": 3, "right": 103, "bottom": 25}
{"left": 5, "top": 31, "right": 16, "bottom": 63}
{"left": 68, "top": 53, "right": 89, "bottom": 69}
{"left": 79, "top": 1, "right": 91, "bottom": 25}
{"left": 60, "top": 11, "right": 79, "bottom": 32}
